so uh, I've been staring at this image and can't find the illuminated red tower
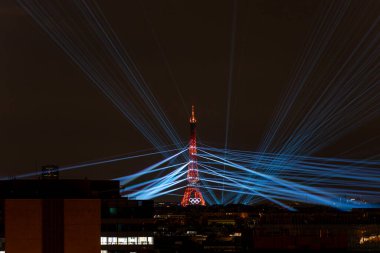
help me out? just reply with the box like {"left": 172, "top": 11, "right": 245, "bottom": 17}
{"left": 181, "top": 106, "right": 206, "bottom": 206}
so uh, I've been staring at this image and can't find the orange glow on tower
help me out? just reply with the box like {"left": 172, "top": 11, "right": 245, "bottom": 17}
{"left": 190, "top": 105, "right": 196, "bottom": 123}
{"left": 181, "top": 106, "right": 206, "bottom": 206}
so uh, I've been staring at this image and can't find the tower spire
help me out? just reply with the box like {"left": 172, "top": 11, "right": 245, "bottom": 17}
{"left": 190, "top": 105, "right": 196, "bottom": 123}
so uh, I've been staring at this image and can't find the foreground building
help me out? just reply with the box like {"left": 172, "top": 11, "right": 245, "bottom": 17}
{"left": 101, "top": 198, "right": 154, "bottom": 253}
{"left": 0, "top": 178, "right": 154, "bottom": 253}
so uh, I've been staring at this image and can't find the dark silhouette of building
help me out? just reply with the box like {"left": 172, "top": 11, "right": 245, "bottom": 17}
{"left": 153, "top": 204, "right": 380, "bottom": 252}
{"left": 0, "top": 179, "right": 154, "bottom": 253}
{"left": 41, "top": 165, "right": 59, "bottom": 180}
{"left": 101, "top": 199, "right": 154, "bottom": 253}
{"left": 1, "top": 178, "right": 380, "bottom": 252}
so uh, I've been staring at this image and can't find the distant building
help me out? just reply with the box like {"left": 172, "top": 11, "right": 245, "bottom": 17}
{"left": 101, "top": 199, "right": 154, "bottom": 253}
{"left": 41, "top": 165, "right": 59, "bottom": 180}
{"left": 153, "top": 204, "right": 380, "bottom": 252}
{"left": 0, "top": 179, "right": 154, "bottom": 253}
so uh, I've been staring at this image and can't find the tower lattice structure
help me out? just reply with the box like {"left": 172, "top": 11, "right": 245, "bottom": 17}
{"left": 181, "top": 106, "right": 206, "bottom": 206}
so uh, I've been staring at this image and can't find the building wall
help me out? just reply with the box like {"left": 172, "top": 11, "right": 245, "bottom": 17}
{"left": 5, "top": 199, "right": 43, "bottom": 253}
{"left": 5, "top": 199, "right": 101, "bottom": 253}
{"left": 42, "top": 199, "right": 64, "bottom": 253}
{"left": 64, "top": 199, "right": 100, "bottom": 253}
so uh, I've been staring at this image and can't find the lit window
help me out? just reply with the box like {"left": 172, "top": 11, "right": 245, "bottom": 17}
{"left": 108, "top": 237, "right": 117, "bottom": 245}
{"left": 100, "top": 237, "right": 107, "bottom": 245}
{"left": 148, "top": 237, "right": 154, "bottom": 245}
{"left": 118, "top": 237, "right": 128, "bottom": 245}
{"left": 109, "top": 207, "right": 118, "bottom": 215}
{"left": 128, "top": 237, "right": 138, "bottom": 245}
{"left": 101, "top": 251, "right": 108, "bottom": 253}
{"left": 360, "top": 235, "right": 380, "bottom": 244}
{"left": 138, "top": 236, "right": 148, "bottom": 245}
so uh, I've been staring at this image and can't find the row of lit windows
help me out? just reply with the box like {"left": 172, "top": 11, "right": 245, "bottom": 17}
{"left": 360, "top": 235, "right": 380, "bottom": 244}
{"left": 100, "top": 236, "right": 153, "bottom": 245}
{"left": 101, "top": 251, "right": 136, "bottom": 253}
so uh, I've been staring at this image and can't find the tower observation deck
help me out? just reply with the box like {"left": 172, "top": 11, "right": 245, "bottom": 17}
{"left": 181, "top": 106, "right": 206, "bottom": 206}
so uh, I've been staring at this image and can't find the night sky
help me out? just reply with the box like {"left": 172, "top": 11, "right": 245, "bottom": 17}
{"left": 0, "top": 0, "right": 379, "bottom": 180}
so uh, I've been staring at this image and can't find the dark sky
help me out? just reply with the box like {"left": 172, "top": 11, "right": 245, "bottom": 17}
{"left": 0, "top": 0, "right": 379, "bottom": 179}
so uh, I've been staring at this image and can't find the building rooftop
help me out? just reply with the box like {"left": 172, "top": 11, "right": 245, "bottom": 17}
{"left": 0, "top": 179, "right": 120, "bottom": 199}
